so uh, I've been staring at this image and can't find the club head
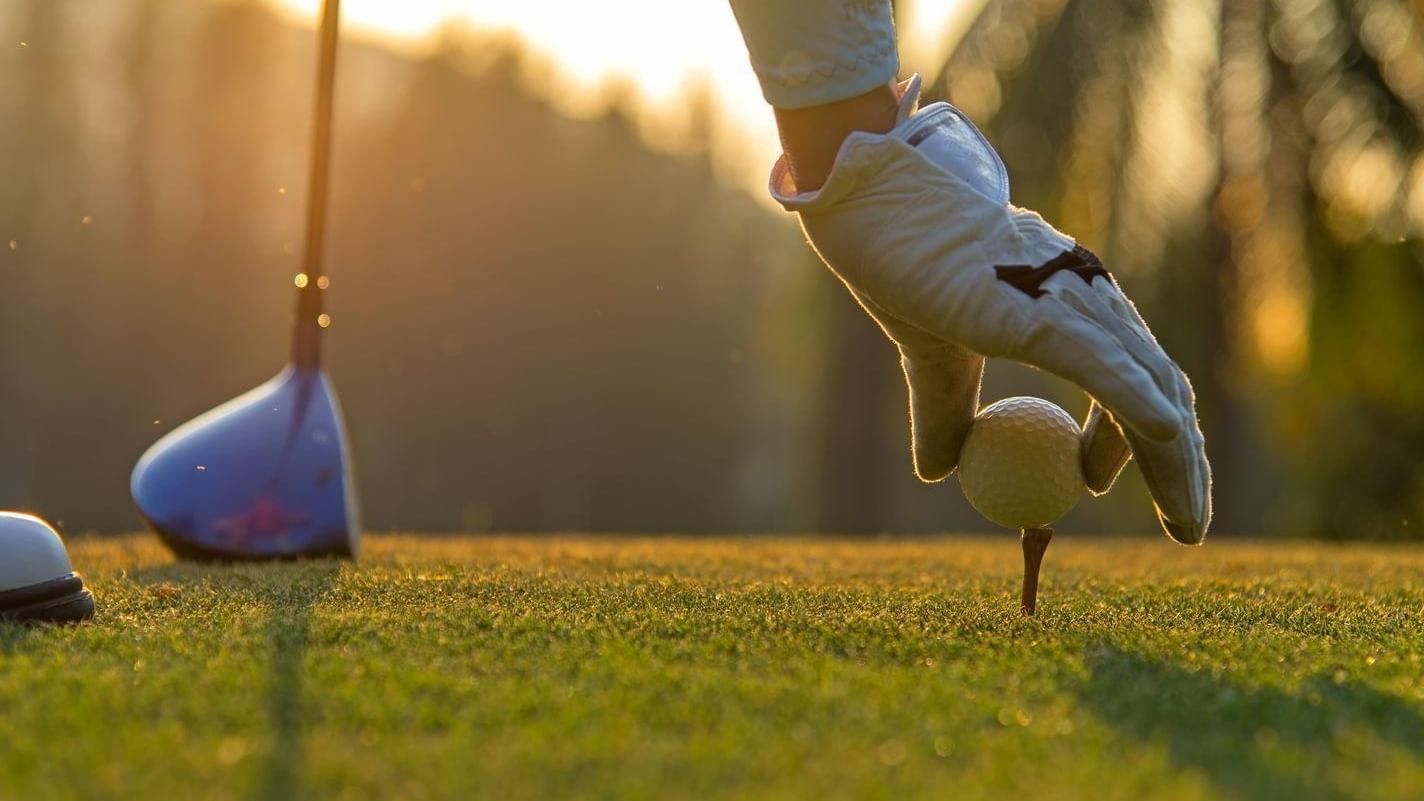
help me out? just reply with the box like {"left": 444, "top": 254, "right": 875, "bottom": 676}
{"left": 131, "top": 365, "right": 360, "bottom": 561}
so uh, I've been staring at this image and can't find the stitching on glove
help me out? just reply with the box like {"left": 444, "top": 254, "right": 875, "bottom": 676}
{"left": 1053, "top": 288, "right": 1178, "bottom": 403}
{"left": 992, "top": 246, "right": 1110, "bottom": 299}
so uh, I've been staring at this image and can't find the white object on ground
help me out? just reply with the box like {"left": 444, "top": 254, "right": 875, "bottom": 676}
{"left": 0, "top": 512, "right": 95, "bottom": 623}
{"left": 0, "top": 512, "right": 75, "bottom": 592}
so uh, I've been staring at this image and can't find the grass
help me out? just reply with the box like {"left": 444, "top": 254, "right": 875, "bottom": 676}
{"left": 3, "top": 534, "right": 1424, "bottom": 801}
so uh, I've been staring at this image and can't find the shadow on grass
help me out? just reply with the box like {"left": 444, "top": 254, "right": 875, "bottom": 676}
{"left": 1075, "top": 644, "right": 1424, "bottom": 801}
{"left": 256, "top": 563, "right": 339, "bottom": 801}
{"left": 0, "top": 622, "right": 34, "bottom": 656}
{"left": 129, "top": 559, "right": 340, "bottom": 801}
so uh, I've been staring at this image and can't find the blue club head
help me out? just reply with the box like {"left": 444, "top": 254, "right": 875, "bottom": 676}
{"left": 134, "top": 0, "right": 358, "bottom": 561}
{"left": 131, "top": 366, "right": 360, "bottom": 561}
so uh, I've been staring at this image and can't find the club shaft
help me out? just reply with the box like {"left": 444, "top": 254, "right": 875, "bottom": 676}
{"left": 293, "top": 0, "right": 341, "bottom": 369}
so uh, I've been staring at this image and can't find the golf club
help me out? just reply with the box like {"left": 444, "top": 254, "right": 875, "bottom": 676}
{"left": 130, "top": 0, "right": 359, "bottom": 561}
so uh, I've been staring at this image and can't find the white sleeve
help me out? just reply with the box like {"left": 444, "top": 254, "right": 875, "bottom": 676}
{"left": 727, "top": 0, "right": 898, "bottom": 108}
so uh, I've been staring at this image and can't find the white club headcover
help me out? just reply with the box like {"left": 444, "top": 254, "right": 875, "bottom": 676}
{"left": 0, "top": 512, "right": 95, "bottom": 623}
{"left": 0, "top": 512, "right": 76, "bottom": 592}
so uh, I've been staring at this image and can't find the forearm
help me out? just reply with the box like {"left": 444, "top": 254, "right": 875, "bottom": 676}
{"left": 729, "top": 0, "right": 901, "bottom": 190}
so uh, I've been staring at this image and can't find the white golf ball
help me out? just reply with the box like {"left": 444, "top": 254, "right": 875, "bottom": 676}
{"left": 958, "top": 397, "right": 1083, "bottom": 529}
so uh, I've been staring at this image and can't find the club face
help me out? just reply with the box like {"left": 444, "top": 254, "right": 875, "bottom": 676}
{"left": 131, "top": 366, "right": 360, "bottom": 561}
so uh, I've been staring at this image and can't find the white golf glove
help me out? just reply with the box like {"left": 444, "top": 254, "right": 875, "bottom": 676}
{"left": 772, "top": 76, "right": 1210, "bottom": 544}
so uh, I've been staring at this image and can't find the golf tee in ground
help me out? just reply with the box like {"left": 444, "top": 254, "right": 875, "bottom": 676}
{"left": 1020, "top": 527, "right": 1052, "bottom": 615}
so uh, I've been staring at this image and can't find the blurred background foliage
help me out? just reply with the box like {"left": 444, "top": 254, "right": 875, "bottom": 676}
{"left": 937, "top": 0, "right": 1424, "bottom": 538}
{"left": 0, "top": 0, "right": 1420, "bottom": 538}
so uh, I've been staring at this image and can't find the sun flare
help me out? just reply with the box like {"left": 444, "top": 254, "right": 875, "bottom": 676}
{"left": 269, "top": 0, "right": 975, "bottom": 195}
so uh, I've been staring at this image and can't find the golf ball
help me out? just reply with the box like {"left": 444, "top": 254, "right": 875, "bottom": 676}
{"left": 958, "top": 397, "right": 1083, "bottom": 529}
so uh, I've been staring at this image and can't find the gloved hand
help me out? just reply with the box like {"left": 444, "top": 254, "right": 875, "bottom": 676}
{"left": 772, "top": 76, "right": 1210, "bottom": 544}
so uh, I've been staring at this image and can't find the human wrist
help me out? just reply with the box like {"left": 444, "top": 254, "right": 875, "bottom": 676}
{"left": 773, "top": 81, "right": 899, "bottom": 192}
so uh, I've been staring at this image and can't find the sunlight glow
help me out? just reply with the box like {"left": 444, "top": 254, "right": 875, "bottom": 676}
{"left": 269, "top": 0, "right": 972, "bottom": 196}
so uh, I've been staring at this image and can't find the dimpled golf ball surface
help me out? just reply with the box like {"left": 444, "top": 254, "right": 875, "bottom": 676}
{"left": 958, "top": 396, "right": 1084, "bottom": 528}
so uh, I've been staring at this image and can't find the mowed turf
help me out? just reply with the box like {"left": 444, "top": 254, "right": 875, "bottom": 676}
{"left": 3, "top": 535, "right": 1424, "bottom": 801}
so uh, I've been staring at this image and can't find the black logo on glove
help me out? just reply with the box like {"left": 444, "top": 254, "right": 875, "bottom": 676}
{"left": 994, "top": 246, "right": 1112, "bottom": 299}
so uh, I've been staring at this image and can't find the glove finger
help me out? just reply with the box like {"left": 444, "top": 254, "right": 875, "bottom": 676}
{"left": 1081, "top": 400, "right": 1131, "bottom": 495}
{"left": 845, "top": 287, "right": 983, "bottom": 482}
{"left": 1059, "top": 271, "right": 1197, "bottom": 425}
{"left": 1045, "top": 272, "right": 1212, "bottom": 542}
{"left": 900, "top": 345, "right": 985, "bottom": 481}
{"left": 1122, "top": 423, "right": 1212, "bottom": 545}
{"left": 1013, "top": 297, "right": 1182, "bottom": 443}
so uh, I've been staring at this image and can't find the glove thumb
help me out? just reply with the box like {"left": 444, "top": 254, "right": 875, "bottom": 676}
{"left": 841, "top": 287, "right": 984, "bottom": 482}
{"left": 900, "top": 344, "right": 985, "bottom": 482}
{"left": 1081, "top": 400, "right": 1132, "bottom": 494}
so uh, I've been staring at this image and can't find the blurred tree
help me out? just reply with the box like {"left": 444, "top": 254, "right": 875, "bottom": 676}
{"left": 7, "top": 0, "right": 1420, "bottom": 538}
{"left": 0, "top": 1, "right": 798, "bottom": 533}
{"left": 804, "top": 1, "right": 904, "bottom": 535}
{"left": 933, "top": 0, "right": 1424, "bottom": 538}
{"left": 0, "top": 1, "right": 77, "bottom": 511}
{"left": 325, "top": 38, "right": 791, "bottom": 532}
{"left": 811, "top": 263, "right": 901, "bottom": 533}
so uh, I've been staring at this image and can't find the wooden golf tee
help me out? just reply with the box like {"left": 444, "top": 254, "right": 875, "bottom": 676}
{"left": 1020, "top": 527, "right": 1053, "bottom": 616}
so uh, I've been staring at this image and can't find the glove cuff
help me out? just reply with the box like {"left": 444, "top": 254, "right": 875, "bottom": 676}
{"left": 768, "top": 74, "right": 1010, "bottom": 214}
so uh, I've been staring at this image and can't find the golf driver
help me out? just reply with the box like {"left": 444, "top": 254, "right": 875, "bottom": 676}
{"left": 130, "top": 0, "right": 360, "bottom": 561}
{"left": 0, "top": 513, "right": 96, "bottom": 624}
